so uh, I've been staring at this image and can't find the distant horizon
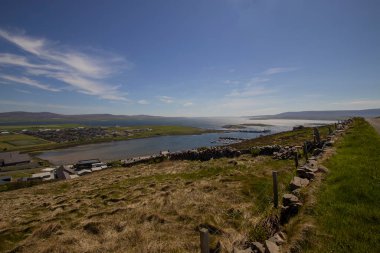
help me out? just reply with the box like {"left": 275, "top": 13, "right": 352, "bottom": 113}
{"left": 0, "top": 108, "right": 379, "bottom": 119}
{"left": 0, "top": 1, "right": 379, "bottom": 116}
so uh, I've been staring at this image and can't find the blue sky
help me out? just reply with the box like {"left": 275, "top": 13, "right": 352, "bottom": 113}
{"left": 0, "top": 0, "right": 379, "bottom": 116}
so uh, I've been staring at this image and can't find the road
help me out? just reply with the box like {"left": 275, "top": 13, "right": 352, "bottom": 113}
{"left": 366, "top": 118, "right": 380, "bottom": 135}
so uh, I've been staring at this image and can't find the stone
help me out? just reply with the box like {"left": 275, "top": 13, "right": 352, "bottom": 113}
{"left": 282, "top": 193, "right": 299, "bottom": 206}
{"left": 280, "top": 202, "right": 302, "bottom": 224}
{"left": 251, "top": 242, "right": 265, "bottom": 253}
{"left": 306, "top": 172, "right": 315, "bottom": 180}
{"left": 297, "top": 168, "right": 316, "bottom": 180}
{"left": 306, "top": 160, "right": 318, "bottom": 167}
{"left": 264, "top": 240, "right": 280, "bottom": 253}
{"left": 301, "top": 165, "right": 318, "bottom": 173}
{"left": 312, "top": 148, "right": 323, "bottom": 156}
{"left": 317, "top": 165, "right": 329, "bottom": 173}
{"left": 289, "top": 176, "right": 309, "bottom": 190}
{"left": 278, "top": 231, "right": 287, "bottom": 241}
{"left": 291, "top": 188, "right": 301, "bottom": 196}
{"left": 268, "top": 233, "right": 285, "bottom": 245}
{"left": 233, "top": 247, "right": 253, "bottom": 253}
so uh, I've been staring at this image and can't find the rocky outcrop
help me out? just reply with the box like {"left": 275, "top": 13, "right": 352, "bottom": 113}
{"left": 272, "top": 146, "right": 298, "bottom": 160}
{"left": 168, "top": 147, "right": 241, "bottom": 161}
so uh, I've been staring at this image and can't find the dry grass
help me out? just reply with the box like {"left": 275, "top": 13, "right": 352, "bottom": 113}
{"left": 0, "top": 155, "right": 294, "bottom": 253}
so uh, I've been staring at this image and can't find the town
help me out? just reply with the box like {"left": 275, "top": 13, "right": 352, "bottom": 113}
{"left": 0, "top": 152, "right": 109, "bottom": 185}
{"left": 19, "top": 126, "right": 153, "bottom": 143}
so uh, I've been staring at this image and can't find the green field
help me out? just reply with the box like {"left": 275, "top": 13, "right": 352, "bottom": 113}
{"left": 231, "top": 125, "right": 331, "bottom": 148}
{"left": 0, "top": 124, "right": 214, "bottom": 153}
{"left": 0, "top": 133, "right": 51, "bottom": 151}
{"left": 0, "top": 123, "right": 82, "bottom": 131}
{"left": 302, "top": 118, "right": 380, "bottom": 252}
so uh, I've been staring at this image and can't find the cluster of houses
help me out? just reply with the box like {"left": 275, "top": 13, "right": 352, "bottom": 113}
{"left": 19, "top": 127, "right": 154, "bottom": 143}
{"left": 21, "top": 127, "right": 109, "bottom": 143}
{"left": 0, "top": 159, "right": 108, "bottom": 185}
{"left": 124, "top": 127, "right": 152, "bottom": 135}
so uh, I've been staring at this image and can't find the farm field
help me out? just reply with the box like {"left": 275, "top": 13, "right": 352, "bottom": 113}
{"left": 0, "top": 133, "right": 52, "bottom": 151}
{"left": 0, "top": 125, "right": 213, "bottom": 153}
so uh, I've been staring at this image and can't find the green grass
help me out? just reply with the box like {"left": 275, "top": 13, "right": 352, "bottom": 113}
{"left": 0, "top": 125, "right": 213, "bottom": 153}
{"left": 231, "top": 125, "right": 331, "bottom": 149}
{"left": 0, "top": 124, "right": 83, "bottom": 131}
{"left": 0, "top": 133, "right": 51, "bottom": 151}
{"left": 116, "top": 125, "right": 212, "bottom": 138}
{"left": 304, "top": 118, "right": 380, "bottom": 252}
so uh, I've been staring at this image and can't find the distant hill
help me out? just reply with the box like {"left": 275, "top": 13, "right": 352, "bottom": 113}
{"left": 1, "top": 109, "right": 380, "bottom": 124}
{"left": 251, "top": 109, "right": 380, "bottom": 120}
{"left": 0, "top": 111, "right": 162, "bottom": 122}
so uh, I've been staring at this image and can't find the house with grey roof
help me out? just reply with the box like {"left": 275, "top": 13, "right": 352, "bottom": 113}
{"left": 56, "top": 165, "right": 78, "bottom": 180}
{"left": 0, "top": 152, "right": 31, "bottom": 167}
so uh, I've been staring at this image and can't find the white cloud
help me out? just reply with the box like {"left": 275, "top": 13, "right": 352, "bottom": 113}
{"left": 137, "top": 99, "right": 149, "bottom": 105}
{"left": 183, "top": 102, "right": 193, "bottom": 107}
{"left": 0, "top": 28, "right": 129, "bottom": 100}
{"left": 0, "top": 29, "right": 45, "bottom": 55}
{"left": 246, "top": 77, "right": 270, "bottom": 86}
{"left": 14, "top": 88, "right": 31, "bottom": 94}
{"left": 262, "top": 67, "right": 298, "bottom": 75}
{"left": 227, "top": 86, "right": 275, "bottom": 97}
{"left": 0, "top": 74, "right": 60, "bottom": 92}
{"left": 158, "top": 96, "right": 174, "bottom": 103}
{"left": 0, "top": 53, "right": 60, "bottom": 70}
{"left": 224, "top": 79, "right": 240, "bottom": 85}
{"left": 0, "top": 99, "right": 106, "bottom": 112}
{"left": 331, "top": 99, "right": 380, "bottom": 108}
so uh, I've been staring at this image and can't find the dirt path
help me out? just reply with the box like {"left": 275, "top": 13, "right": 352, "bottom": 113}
{"left": 366, "top": 118, "right": 380, "bottom": 135}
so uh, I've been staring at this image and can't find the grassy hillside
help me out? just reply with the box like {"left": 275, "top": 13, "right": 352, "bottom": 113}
{"left": 302, "top": 118, "right": 380, "bottom": 252}
{"left": 231, "top": 125, "right": 331, "bottom": 148}
{"left": 0, "top": 155, "right": 296, "bottom": 253}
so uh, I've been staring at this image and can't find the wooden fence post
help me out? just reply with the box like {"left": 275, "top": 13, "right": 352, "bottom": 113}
{"left": 303, "top": 142, "right": 308, "bottom": 161}
{"left": 294, "top": 152, "right": 299, "bottom": 168}
{"left": 200, "top": 228, "right": 210, "bottom": 253}
{"left": 272, "top": 171, "right": 278, "bottom": 208}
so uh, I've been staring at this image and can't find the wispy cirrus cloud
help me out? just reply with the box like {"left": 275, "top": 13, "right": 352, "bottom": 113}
{"left": 137, "top": 99, "right": 150, "bottom": 105}
{"left": 224, "top": 79, "right": 240, "bottom": 85}
{"left": 14, "top": 88, "right": 32, "bottom": 94}
{"left": 227, "top": 86, "right": 275, "bottom": 97}
{"left": 0, "top": 74, "right": 60, "bottom": 92}
{"left": 224, "top": 66, "right": 297, "bottom": 99}
{"left": 246, "top": 77, "right": 270, "bottom": 86}
{"left": 157, "top": 96, "right": 174, "bottom": 104}
{"left": 0, "top": 28, "right": 129, "bottom": 100}
{"left": 331, "top": 99, "right": 380, "bottom": 108}
{"left": 262, "top": 67, "right": 298, "bottom": 75}
{"left": 0, "top": 99, "right": 106, "bottom": 113}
